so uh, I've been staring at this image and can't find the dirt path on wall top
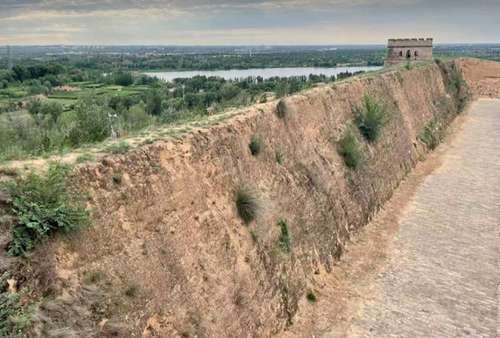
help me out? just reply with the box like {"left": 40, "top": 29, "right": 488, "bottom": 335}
{"left": 285, "top": 99, "right": 500, "bottom": 338}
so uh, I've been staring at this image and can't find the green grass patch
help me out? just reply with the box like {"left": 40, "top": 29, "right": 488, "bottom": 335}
{"left": 277, "top": 219, "right": 291, "bottom": 253}
{"left": 306, "top": 290, "right": 317, "bottom": 303}
{"left": 249, "top": 134, "right": 263, "bottom": 156}
{"left": 354, "top": 94, "right": 387, "bottom": 142}
{"left": 235, "top": 186, "right": 260, "bottom": 224}
{"left": 75, "top": 153, "right": 95, "bottom": 164}
{"left": 337, "top": 128, "right": 362, "bottom": 169}
{"left": 106, "top": 141, "right": 131, "bottom": 155}
{"left": 275, "top": 148, "right": 285, "bottom": 165}
{"left": 2, "top": 163, "right": 88, "bottom": 256}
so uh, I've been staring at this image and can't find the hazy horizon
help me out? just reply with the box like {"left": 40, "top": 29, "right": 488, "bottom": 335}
{"left": 1, "top": 1, "right": 500, "bottom": 45}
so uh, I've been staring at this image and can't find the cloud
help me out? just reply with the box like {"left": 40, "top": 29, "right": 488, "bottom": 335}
{"left": 1, "top": 0, "right": 499, "bottom": 44}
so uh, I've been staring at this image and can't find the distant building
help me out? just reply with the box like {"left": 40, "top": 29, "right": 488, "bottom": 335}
{"left": 385, "top": 38, "right": 433, "bottom": 66}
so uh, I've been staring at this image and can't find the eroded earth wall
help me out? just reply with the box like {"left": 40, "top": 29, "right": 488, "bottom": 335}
{"left": 27, "top": 59, "right": 489, "bottom": 337}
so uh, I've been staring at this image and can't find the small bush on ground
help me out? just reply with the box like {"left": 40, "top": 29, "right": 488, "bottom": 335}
{"left": 2, "top": 163, "right": 88, "bottom": 256}
{"left": 277, "top": 219, "right": 291, "bottom": 253}
{"left": 354, "top": 94, "right": 387, "bottom": 142}
{"left": 306, "top": 290, "right": 317, "bottom": 303}
{"left": 249, "top": 135, "right": 263, "bottom": 156}
{"left": 235, "top": 186, "right": 259, "bottom": 224}
{"left": 338, "top": 128, "right": 362, "bottom": 169}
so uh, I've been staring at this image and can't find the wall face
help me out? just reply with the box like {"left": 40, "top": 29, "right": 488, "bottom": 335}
{"left": 31, "top": 61, "right": 471, "bottom": 337}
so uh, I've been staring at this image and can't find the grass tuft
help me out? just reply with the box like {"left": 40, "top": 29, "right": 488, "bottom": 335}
{"left": 277, "top": 219, "right": 291, "bottom": 253}
{"left": 275, "top": 148, "right": 285, "bottom": 165}
{"left": 354, "top": 94, "right": 387, "bottom": 142}
{"left": 337, "top": 128, "right": 362, "bottom": 169}
{"left": 306, "top": 290, "right": 317, "bottom": 303}
{"left": 249, "top": 135, "right": 263, "bottom": 156}
{"left": 235, "top": 186, "right": 259, "bottom": 224}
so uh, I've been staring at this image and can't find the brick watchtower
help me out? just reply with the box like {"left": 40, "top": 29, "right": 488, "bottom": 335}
{"left": 385, "top": 38, "right": 433, "bottom": 66}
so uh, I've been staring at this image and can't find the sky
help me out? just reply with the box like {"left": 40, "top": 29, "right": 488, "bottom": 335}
{"left": 1, "top": 0, "right": 499, "bottom": 45}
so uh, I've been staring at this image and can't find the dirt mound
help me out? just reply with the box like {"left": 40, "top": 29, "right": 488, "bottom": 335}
{"left": 2, "top": 58, "right": 497, "bottom": 337}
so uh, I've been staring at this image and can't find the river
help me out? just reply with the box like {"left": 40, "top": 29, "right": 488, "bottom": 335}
{"left": 144, "top": 66, "right": 382, "bottom": 82}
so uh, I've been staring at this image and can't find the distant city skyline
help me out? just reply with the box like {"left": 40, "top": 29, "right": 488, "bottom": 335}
{"left": 1, "top": 0, "right": 499, "bottom": 45}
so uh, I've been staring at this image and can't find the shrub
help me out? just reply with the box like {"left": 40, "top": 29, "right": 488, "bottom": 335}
{"left": 249, "top": 135, "right": 263, "bottom": 156}
{"left": 306, "top": 290, "right": 317, "bottom": 303}
{"left": 235, "top": 186, "right": 259, "bottom": 224}
{"left": 354, "top": 94, "right": 387, "bottom": 142}
{"left": 277, "top": 219, "right": 291, "bottom": 253}
{"left": 3, "top": 163, "right": 88, "bottom": 256}
{"left": 0, "top": 273, "right": 34, "bottom": 337}
{"left": 338, "top": 128, "right": 362, "bottom": 169}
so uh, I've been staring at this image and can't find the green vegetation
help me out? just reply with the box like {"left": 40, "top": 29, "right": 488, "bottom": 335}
{"left": 125, "top": 283, "right": 139, "bottom": 297}
{"left": 354, "top": 94, "right": 387, "bottom": 142}
{"left": 277, "top": 219, "right": 292, "bottom": 253}
{"left": 106, "top": 142, "right": 131, "bottom": 155}
{"left": 338, "top": 128, "right": 362, "bottom": 169}
{"left": 249, "top": 135, "right": 263, "bottom": 156}
{"left": 0, "top": 273, "right": 34, "bottom": 338}
{"left": 235, "top": 186, "right": 259, "bottom": 224}
{"left": 75, "top": 153, "right": 95, "bottom": 164}
{"left": 275, "top": 148, "right": 285, "bottom": 165}
{"left": 2, "top": 163, "right": 88, "bottom": 256}
{"left": 419, "top": 118, "right": 441, "bottom": 150}
{"left": 306, "top": 290, "right": 317, "bottom": 303}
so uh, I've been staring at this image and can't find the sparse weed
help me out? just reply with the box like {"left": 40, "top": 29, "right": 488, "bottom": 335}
{"left": 125, "top": 283, "right": 139, "bottom": 297}
{"left": 277, "top": 219, "right": 291, "bottom": 253}
{"left": 338, "top": 128, "right": 362, "bottom": 169}
{"left": 235, "top": 186, "right": 260, "bottom": 224}
{"left": 83, "top": 271, "right": 105, "bottom": 284}
{"left": 419, "top": 118, "right": 441, "bottom": 150}
{"left": 275, "top": 148, "right": 285, "bottom": 165}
